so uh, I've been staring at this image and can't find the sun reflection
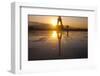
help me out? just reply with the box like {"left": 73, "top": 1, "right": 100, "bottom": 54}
{"left": 51, "top": 31, "right": 57, "bottom": 38}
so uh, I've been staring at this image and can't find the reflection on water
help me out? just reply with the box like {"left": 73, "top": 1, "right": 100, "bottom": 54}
{"left": 57, "top": 31, "right": 62, "bottom": 56}
{"left": 28, "top": 31, "right": 88, "bottom": 60}
{"left": 51, "top": 31, "right": 57, "bottom": 38}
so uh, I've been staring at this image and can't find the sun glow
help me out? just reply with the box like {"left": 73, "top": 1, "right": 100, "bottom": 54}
{"left": 51, "top": 19, "right": 57, "bottom": 26}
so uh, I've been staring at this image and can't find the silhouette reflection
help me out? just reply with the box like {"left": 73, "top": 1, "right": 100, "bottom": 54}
{"left": 66, "top": 25, "right": 69, "bottom": 37}
{"left": 57, "top": 30, "right": 62, "bottom": 56}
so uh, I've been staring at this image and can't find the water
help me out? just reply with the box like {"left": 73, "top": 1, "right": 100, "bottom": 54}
{"left": 28, "top": 31, "right": 88, "bottom": 60}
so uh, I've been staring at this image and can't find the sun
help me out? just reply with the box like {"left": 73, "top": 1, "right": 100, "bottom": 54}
{"left": 51, "top": 19, "right": 57, "bottom": 26}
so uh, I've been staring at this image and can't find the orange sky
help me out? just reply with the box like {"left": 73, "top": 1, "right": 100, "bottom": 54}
{"left": 28, "top": 15, "right": 88, "bottom": 29}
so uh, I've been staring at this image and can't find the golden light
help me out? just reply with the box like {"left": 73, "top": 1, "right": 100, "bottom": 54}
{"left": 51, "top": 31, "right": 57, "bottom": 38}
{"left": 51, "top": 19, "right": 57, "bottom": 26}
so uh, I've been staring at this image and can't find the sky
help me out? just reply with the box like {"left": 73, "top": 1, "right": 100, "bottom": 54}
{"left": 28, "top": 15, "right": 88, "bottom": 29}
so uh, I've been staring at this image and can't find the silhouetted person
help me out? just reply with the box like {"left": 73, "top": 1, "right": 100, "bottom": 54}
{"left": 57, "top": 16, "right": 64, "bottom": 31}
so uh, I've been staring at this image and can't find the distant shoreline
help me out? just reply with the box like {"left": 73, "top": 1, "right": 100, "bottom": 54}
{"left": 28, "top": 24, "right": 88, "bottom": 31}
{"left": 28, "top": 29, "right": 88, "bottom": 31}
